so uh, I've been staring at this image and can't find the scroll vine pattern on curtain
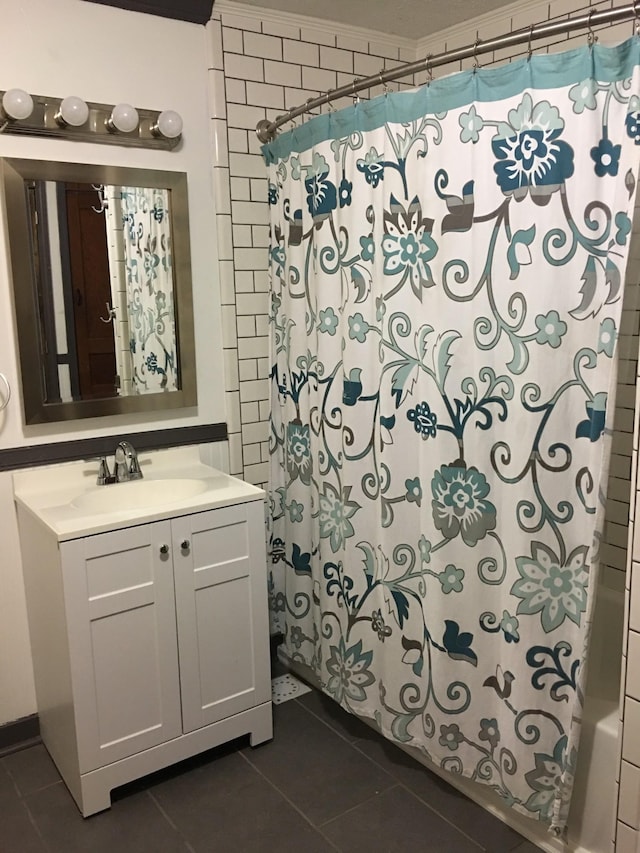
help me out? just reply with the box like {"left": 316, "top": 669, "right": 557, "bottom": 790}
{"left": 120, "top": 186, "right": 177, "bottom": 393}
{"left": 265, "top": 42, "right": 640, "bottom": 832}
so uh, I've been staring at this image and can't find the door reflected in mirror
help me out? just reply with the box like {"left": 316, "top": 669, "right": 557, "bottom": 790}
{"left": 2, "top": 159, "right": 196, "bottom": 424}
{"left": 31, "top": 180, "right": 179, "bottom": 403}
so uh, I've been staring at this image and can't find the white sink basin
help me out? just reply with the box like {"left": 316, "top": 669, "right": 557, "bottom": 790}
{"left": 71, "top": 478, "right": 208, "bottom": 513}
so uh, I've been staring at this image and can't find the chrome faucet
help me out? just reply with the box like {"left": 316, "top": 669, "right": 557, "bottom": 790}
{"left": 114, "top": 441, "right": 143, "bottom": 482}
{"left": 96, "top": 441, "right": 143, "bottom": 485}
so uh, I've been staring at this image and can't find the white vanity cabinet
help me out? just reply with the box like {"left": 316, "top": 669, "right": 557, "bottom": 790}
{"left": 16, "top": 481, "right": 273, "bottom": 818}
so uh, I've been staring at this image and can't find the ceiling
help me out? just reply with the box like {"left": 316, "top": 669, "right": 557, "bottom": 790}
{"left": 225, "top": 0, "right": 516, "bottom": 40}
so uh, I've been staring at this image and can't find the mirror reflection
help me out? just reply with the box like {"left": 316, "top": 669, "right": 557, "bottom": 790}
{"left": 30, "top": 180, "right": 178, "bottom": 403}
{"left": 2, "top": 159, "right": 197, "bottom": 424}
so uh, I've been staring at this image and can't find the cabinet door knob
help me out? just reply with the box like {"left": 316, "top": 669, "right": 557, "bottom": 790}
{"left": 159, "top": 544, "right": 169, "bottom": 555}
{"left": 181, "top": 539, "right": 190, "bottom": 551}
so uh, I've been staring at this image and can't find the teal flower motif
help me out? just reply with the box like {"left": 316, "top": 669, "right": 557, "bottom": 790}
{"left": 576, "top": 392, "right": 608, "bottom": 441}
{"left": 615, "top": 211, "right": 632, "bottom": 246}
{"left": 568, "top": 78, "right": 598, "bottom": 113}
{"left": 439, "top": 564, "right": 464, "bottom": 594}
{"left": 524, "top": 735, "right": 576, "bottom": 821}
{"left": 326, "top": 637, "right": 375, "bottom": 704}
{"left": 371, "top": 609, "right": 392, "bottom": 641}
{"left": 318, "top": 483, "right": 360, "bottom": 552}
{"left": 431, "top": 463, "right": 497, "bottom": 547}
{"left": 305, "top": 169, "right": 337, "bottom": 221}
{"left": 405, "top": 477, "right": 422, "bottom": 506}
{"left": 492, "top": 94, "right": 574, "bottom": 203}
{"left": 286, "top": 422, "right": 312, "bottom": 485}
{"left": 590, "top": 137, "right": 621, "bottom": 177}
{"left": 318, "top": 307, "right": 339, "bottom": 335}
{"left": 287, "top": 500, "right": 304, "bottom": 523}
{"left": 626, "top": 111, "right": 640, "bottom": 144}
{"left": 268, "top": 182, "right": 278, "bottom": 205}
{"left": 419, "top": 535, "right": 431, "bottom": 563}
{"left": 597, "top": 317, "right": 616, "bottom": 357}
{"left": 360, "top": 233, "right": 375, "bottom": 261}
{"left": 500, "top": 610, "right": 520, "bottom": 643}
{"left": 512, "top": 542, "right": 589, "bottom": 633}
{"left": 356, "top": 146, "right": 385, "bottom": 187}
{"left": 534, "top": 310, "right": 567, "bottom": 348}
{"left": 338, "top": 176, "right": 352, "bottom": 207}
{"left": 348, "top": 312, "right": 370, "bottom": 343}
{"left": 382, "top": 195, "right": 438, "bottom": 299}
{"left": 478, "top": 718, "right": 500, "bottom": 749}
{"left": 459, "top": 105, "right": 484, "bottom": 143}
{"left": 407, "top": 401, "right": 437, "bottom": 438}
{"left": 439, "top": 724, "right": 464, "bottom": 751}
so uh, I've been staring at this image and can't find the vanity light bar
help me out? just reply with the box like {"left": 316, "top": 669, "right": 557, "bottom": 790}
{"left": 0, "top": 90, "right": 183, "bottom": 150}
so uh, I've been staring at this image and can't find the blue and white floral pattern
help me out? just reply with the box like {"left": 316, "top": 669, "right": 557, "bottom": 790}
{"left": 264, "top": 40, "right": 640, "bottom": 836}
{"left": 120, "top": 186, "right": 177, "bottom": 393}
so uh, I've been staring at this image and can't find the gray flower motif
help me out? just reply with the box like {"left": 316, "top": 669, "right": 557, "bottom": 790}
{"left": 318, "top": 483, "right": 361, "bottom": 552}
{"left": 512, "top": 542, "right": 589, "bottom": 633}
{"left": 431, "top": 463, "right": 497, "bottom": 547}
{"left": 439, "top": 564, "right": 464, "bottom": 594}
{"left": 371, "top": 609, "right": 392, "bottom": 641}
{"left": 287, "top": 500, "right": 304, "bottom": 523}
{"left": 524, "top": 735, "right": 576, "bottom": 821}
{"left": 478, "top": 717, "right": 500, "bottom": 749}
{"left": 419, "top": 535, "right": 431, "bottom": 563}
{"left": 326, "top": 637, "right": 375, "bottom": 704}
{"left": 405, "top": 477, "right": 423, "bottom": 506}
{"left": 289, "top": 625, "right": 305, "bottom": 649}
{"left": 459, "top": 105, "right": 484, "bottom": 143}
{"left": 439, "top": 723, "right": 464, "bottom": 751}
{"left": 319, "top": 307, "right": 339, "bottom": 335}
{"left": 500, "top": 610, "right": 520, "bottom": 643}
{"left": 568, "top": 78, "right": 598, "bottom": 114}
{"left": 534, "top": 310, "right": 567, "bottom": 348}
{"left": 348, "top": 312, "right": 370, "bottom": 343}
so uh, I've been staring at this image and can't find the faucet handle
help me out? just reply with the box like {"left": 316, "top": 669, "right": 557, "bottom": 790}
{"left": 96, "top": 457, "right": 115, "bottom": 486}
{"left": 128, "top": 454, "right": 143, "bottom": 480}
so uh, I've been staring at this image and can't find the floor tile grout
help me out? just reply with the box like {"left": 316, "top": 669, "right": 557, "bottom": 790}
{"left": 239, "top": 746, "right": 344, "bottom": 851}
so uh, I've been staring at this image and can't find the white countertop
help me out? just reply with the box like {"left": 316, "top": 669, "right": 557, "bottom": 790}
{"left": 13, "top": 447, "right": 265, "bottom": 541}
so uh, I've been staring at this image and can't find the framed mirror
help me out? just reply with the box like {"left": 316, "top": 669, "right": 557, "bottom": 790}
{"left": 2, "top": 158, "right": 197, "bottom": 424}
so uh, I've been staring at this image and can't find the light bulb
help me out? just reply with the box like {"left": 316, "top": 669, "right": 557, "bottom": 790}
{"left": 56, "top": 95, "right": 89, "bottom": 127}
{"left": 2, "top": 88, "right": 34, "bottom": 121}
{"left": 154, "top": 109, "right": 182, "bottom": 139}
{"left": 108, "top": 102, "right": 139, "bottom": 133}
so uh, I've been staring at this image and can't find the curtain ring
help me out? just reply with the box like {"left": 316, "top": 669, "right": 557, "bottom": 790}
{"left": 587, "top": 10, "right": 598, "bottom": 45}
{"left": 527, "top": 23, "right": 534, "bottom": 60}
{"left": 379, "top": 70, "right": 390, "bottom": 95}
{"left": 0, "top": 373, "right": 10, "bottom": 412}
{"left": 352, "top": 78, "right": 361, "bottom": 104}
{"left": 425, "top": 53, "right": 434, "bottom": 85}
{"left": 634, "top": 0, "right": 640, "bottom": 36}
{"left": 472, "top": 38, "right": 481, "bottom": 71}
{"left": 325, "top": 92, "right": 335, "bottom": 112}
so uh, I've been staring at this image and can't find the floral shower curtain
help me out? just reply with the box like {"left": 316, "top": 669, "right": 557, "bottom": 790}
{"left": 264, "top": 40, "right": 640, "bottom": 832}
{"left": 120, "top": 186, "right": 177, "bottom": 393}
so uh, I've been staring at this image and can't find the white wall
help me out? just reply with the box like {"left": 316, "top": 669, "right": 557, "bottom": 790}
{"left": 0, "top": 0, "right": 225, "bottom": 725}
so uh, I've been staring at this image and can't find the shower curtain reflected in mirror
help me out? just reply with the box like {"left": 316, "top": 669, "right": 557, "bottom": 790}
{"left": 264, "top": 39, "right": 640, "bottom": 834}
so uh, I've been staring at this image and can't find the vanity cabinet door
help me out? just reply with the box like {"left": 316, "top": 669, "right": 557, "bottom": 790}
{"left": 61, "top": 522, "right": 182, "bottom": 772}
{"left": 172, "top": 502, "right": 271, "bottom": 733}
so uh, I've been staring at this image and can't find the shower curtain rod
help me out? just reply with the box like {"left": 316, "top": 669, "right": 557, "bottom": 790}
{"left": 255, "top": 0, "right": 640, "bottom": 142}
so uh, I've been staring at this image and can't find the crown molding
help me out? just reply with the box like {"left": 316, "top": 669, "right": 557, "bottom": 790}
{"left": 415, "top": 0, "right": 553, "bottom": 53}
{"left": 213, "top": 0, "right": 417, "bottom": 52}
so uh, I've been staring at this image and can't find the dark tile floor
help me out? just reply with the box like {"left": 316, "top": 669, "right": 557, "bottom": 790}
{"left": 0, "top": 683, "right": 542, "bottom": 853}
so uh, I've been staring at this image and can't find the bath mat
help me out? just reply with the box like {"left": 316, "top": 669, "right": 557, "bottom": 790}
{"left": 271, "top": 673, "right": 312, "bottom": 704}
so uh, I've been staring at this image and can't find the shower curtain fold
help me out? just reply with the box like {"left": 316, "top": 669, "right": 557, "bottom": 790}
{"left": 264, "top": 39, "right": 640, "bottom": 833}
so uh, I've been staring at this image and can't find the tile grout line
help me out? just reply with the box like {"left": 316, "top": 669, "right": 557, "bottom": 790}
{"left": 238, "top": 747, "right": 343, "bottom": 851}
{"left": 145, "top": 788, "right": 197, "bottom": 851}
{"left": 294, "top": 693, "right": 514, "bottom": 852}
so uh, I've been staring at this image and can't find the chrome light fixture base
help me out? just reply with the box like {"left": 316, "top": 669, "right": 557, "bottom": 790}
{"left": 0, "top": 93, "right": 182, "bottom": 150}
